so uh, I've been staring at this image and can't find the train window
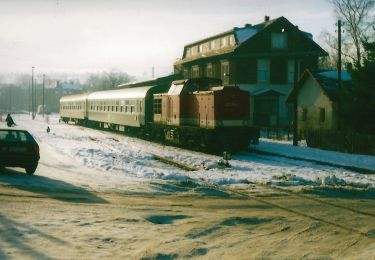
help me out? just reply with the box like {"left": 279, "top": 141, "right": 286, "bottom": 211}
{"left": 154, "top": 99, "right": 162, "bottom": 114}
{"left": 120, "top": 106, "right": 123, "bottom": 112}
{"left": 108, "top": 106, "right": 110, "bottom": 111}
{"left": 130, "top": 106, "right": 133, "bottom": 113}
{"left": 112, "top": 106, "right": 114, "bottom": 112}
{"left": 139, "top": 101, "right": 142, "bottom": 112}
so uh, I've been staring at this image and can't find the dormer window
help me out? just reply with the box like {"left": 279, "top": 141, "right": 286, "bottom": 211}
{"left": 210, "top": 40, "right": 216, "bottom": 50}
{"left": 229, "top": 35, "right": 235, "bottom": 46}
{"left": 186, "top": 48, "right": 191, "bottom": 57}
{"left": 198, "top": 44, "right": 203, "bottom": 53}
{"left": 221, "top": 37, "right": 228, "bottom": 47}
{"left": 272, "top": 33, "right": 288, "bottom": 49}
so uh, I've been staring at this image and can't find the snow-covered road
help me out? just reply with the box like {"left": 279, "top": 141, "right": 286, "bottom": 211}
{"left": 3, "top": 113, "right": 375, "bottom": 192}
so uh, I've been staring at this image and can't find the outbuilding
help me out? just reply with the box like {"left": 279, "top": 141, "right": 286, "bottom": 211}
{"left": 286, "top": 69, "right": 351, "bottom": 139}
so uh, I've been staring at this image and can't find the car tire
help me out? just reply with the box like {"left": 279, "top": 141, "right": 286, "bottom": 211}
{"left": 25, "top": 165, "right": 37, "bottom": 175}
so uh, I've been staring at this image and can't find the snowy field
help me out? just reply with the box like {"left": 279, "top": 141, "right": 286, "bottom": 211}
{"left": 1, "top": 113, "right": 375, "bottom": 259}
{"left": 3, "top": 113, "right": 375, "bottom": 191}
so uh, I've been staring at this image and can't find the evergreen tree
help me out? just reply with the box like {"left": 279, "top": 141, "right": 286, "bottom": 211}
{"left": 342, "top": 41, "right": 375, "bottom": 134}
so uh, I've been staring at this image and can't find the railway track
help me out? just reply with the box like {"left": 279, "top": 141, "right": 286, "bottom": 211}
{"left": 151, "top": 154, "right": 375, "bottom": 240}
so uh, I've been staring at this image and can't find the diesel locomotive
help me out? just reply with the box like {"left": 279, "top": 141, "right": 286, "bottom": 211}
{"left": 60, "top": 78, "right": 259, "bottom": 152}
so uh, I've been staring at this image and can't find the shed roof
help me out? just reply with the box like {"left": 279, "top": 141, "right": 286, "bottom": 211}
{"left": 286, "top": 69, "right": 351, "bottom": 103}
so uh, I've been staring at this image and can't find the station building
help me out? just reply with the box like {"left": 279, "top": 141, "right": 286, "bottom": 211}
{"left": 174, "top": 16, "right": 328, "bottom": 129}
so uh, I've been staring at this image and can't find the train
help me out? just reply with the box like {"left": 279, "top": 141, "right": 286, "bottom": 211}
{"left": 59, "top": 77, "right": 259, "bottom": 152}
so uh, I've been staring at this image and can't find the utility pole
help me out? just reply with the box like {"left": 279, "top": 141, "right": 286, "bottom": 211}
{"left": 29, "top": 80, "right": 31, "bottom": 114}
{"left": 292, "top": 58, "right": 299, "bottom": 146}
{"left": 42, "top": 74, "right": 45, "bottom": 118}
{"left": 31, "top": 66, "right": 35, "bottom": 119}
{"left": 337, "top": 19, "right": 342, "bottom": 130}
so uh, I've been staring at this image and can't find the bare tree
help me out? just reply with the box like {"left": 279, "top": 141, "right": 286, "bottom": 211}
{"left": 318, "top": 30, "right": 354, "bottom": 69}
{"left": 329, "top": 0, "right": 375, "bottom": 67}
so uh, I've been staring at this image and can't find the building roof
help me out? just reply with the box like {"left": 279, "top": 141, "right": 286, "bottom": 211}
{"left": 118, "top": 74, "right": 182, "bottom": 89}
{"left": 175, "top": 16, "right": 327, "bottom": 66}
{"left": 252, "top": 88, "right": 285, "bottom": 96}
{"left": 58, "top": 81, "right": 82, "bottom": 91}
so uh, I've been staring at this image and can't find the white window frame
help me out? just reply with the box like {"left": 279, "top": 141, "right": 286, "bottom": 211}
{"left": 221, "top": 61, "right": 230, "bottom": 84}
{"left": 287, "top": 59, "right": 295, "bottom": 84}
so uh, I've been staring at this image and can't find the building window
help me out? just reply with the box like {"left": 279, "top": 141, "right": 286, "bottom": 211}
{"left": 287, "top": 60, "right": 295, "bottom": 84}
{"left": 229, "top": 35, "right": 235, "bottom": 46}
{"left": 271, "top": 33, "right": 288, "bottom": 49}
{"left": 205, "top": 63, "right": 213, "bottom": 78}
{"left": 221, "top": 61, "right": 230, "bottom": 84}
{"left": 198, "top": 44, "right": 203, "bottom": 53}
{"left": 191, "top": 66, "right": 200, "bottom": 78}
{"left": 191, "top": 46, "right": 198, "bottom": 55}
{"left": 186, "top": 48, "right": 191, "bottom": 57}
{"left": 182, "top": 68, "right": 189, "bottom": 78}
{"left": 215, "top": 38, "right": 221, "bottom": 49}
{"left": 257, "top": 59, "right": 270, "bottom": 83}
{"left": 154, "top": 98, "right": 162, "bottom": 114}
{"left": 301, "top": 108, "right": 307, "bottom": 121}
{"left": 319, "top": 108, "right": 325, "bottom": 122}
{"left": 210, "top": 40, "right": 216, "bottom": 50}
{"left": 221, "top": 37, "right": 228, "bottom": 48}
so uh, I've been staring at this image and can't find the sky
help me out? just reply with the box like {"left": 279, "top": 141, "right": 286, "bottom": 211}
{"left": 0, "top": 0, "right": 336, "bottom": 79}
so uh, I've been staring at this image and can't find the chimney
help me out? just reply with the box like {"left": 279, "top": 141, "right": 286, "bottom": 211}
{"left": 264, "top": 16, "right": 270, "bottom": 22}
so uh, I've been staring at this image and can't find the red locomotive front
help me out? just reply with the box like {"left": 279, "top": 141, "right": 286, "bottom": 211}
{"left": 152, "top": 78, "right": 259, "bottom": 152}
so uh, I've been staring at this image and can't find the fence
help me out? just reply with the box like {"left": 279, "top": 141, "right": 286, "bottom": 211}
{"left": 306, "top": 130, "right": 375, "bottom": 156}
{"left": 259, "top": 126, "right": 293, "bottom": 141}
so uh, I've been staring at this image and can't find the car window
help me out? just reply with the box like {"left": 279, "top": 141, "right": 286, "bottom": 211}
{"left": 0, "top": 130, "right": 29, "bottom": 142}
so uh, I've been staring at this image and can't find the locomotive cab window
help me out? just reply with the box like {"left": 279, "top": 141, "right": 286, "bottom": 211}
{"left": 154, "top": 98, "right": 162, "bottom": 114}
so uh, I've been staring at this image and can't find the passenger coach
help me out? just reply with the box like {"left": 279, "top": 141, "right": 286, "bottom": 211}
{"left": 87, "top": 86, "right": 157, "bottom": 131}
{"left": 60, "top": 93, "right": 89, "bottom": 124}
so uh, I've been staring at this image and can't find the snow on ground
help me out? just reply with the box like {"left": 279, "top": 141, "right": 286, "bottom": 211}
{"left": 254, "top": 138, "right": 375, "bottom": 171}
{"left": 3, "top": 113, "right": 375, "bottom": 191}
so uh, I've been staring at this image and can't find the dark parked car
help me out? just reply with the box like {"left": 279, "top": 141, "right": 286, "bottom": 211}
{"left": 0, "top": 129, "right": 40, "bottom": 175}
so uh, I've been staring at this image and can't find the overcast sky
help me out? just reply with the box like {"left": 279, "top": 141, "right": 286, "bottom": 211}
{"left": 0, "top": 0, "right": 335, "bottom": 78}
